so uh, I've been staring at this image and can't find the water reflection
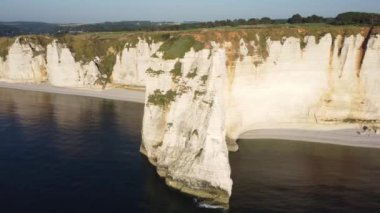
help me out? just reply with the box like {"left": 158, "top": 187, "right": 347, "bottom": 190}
{"left": 0, "top": 88, "right": 215, "bottom": 213}
{"left": 0, "top": 88, "right": 144, "bottom": 158}
{"left": 1, "top": 88, "right": 380, "bottom": 212}
{"left": 230, "top": 140, "right": 380, "bottom": 212}
{"left": 0, "top": 89, "right": 52, "bottom": 137}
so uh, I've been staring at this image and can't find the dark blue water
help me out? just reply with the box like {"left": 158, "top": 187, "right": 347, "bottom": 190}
{"left": 230, "top": 140, "right": 380, "bottom": 212}
{"left": 0, "top": 88, "right": 379, "bottom": 213}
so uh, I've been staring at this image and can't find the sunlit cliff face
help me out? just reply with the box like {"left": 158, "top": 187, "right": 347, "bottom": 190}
{"left": 0, "top": 27, "right": 379, "bottom": 206}
{"left": 226, "top": 33, "right": 380, "bottom": 141}
{"left": 141, "top": 31, "right": 380, "bottom": 205}
{"left": 0, "top": 38, "right": 47, "bottom": 83}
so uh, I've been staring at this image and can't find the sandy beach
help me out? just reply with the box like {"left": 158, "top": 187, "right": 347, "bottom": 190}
{"left": 0, "top": 81, "right": 145, "bottom": 103}
{"left": 239, "top": 129, "right": 380, "bottom": 148}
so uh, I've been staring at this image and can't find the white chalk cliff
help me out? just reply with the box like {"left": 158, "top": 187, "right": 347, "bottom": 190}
{"left": 141, "top": 45, "right": 232, "bottom": 204}
{"left": 0, "top": 39, "right": 101, "bottom": 87}
{"left": 0, "top": 38, "right": 46, "bottom": 83}
{"left": 46, "top": 41, "right": 101, "bottom": 87}
{"left": 112, "top": 39, "right": 162, "bottom": 87}
{"left": 0, "top": 31, "right": 379, "bottom": 206}
{"left": 141, "top": 33, "right": 380, "bottom": 205}
{"left": 226, "top": 34, "right": 380, "bottom": 142}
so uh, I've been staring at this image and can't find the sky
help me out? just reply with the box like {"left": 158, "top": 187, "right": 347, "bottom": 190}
{"left": 0, "top": 0, "right": 379, "bottom": 23}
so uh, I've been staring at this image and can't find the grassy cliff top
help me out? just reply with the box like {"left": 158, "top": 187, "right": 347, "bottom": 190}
{"left": 0, "top": 24, "right": 377, "bottom": 74}
{"left": 52, "top": 24, "right": 380, "bottom": 42}
{"left": 1, "top": 24, "right": 377, "bottom": 55}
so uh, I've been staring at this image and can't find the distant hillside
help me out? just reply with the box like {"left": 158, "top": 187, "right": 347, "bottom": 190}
{"left": 0, "top": 22, "right": 59, "bottom": 36}
{"left": 0, "top": 12, "right": 379, "bottom": 37}
{"left": 61, "top": 21, "right": 178, "bottom": 33}
{"left": 0, "top": 21, "right": 179, "bottom": 36}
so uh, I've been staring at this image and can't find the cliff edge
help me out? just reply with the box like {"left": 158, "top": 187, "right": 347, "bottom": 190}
{"left": 1, "top": 25, "right": 379, "bottom": 207}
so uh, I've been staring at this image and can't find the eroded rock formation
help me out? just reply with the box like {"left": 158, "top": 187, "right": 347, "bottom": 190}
{"left": 141, "top": 32, "right": 380, "bottom": 206}
{"left": 0, "top": 28, "right": 379, "bottom": 206}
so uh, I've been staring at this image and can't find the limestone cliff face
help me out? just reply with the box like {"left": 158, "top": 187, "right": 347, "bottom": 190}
{"left": 0, "top": 39, "right": 102, "bottom": 87}
{"left": 226, "top": 34, "right": 380, "bottom": 141}
{"left": 0, "top": 38, "right": 46, "bottom": 83}
{"left": 0, "top": 38, "right": 162, "bottom": 88}
{"left": 141, "top": 45, "right": 232, "bottom": 204}
{"left": 141, "top": 33, "right": 380, "bottom": 205}
{"left": 112, "top": 39, "right": 162, "bottom": 87}
{"left": 46, "top": 41, "right": 101, "bottom": 87}
{"left": 0, "top": 31, "right": 380, "bottom": 206}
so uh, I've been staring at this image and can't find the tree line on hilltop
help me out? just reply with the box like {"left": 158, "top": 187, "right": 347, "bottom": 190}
{"left": 0, "top": 12, "right": 379, "bottom": 36}
{"left": 63, "top": 12, "right": 380, "bottom": 32}
{"left": 287, "top": 12, "right": 380, "bottom": 25}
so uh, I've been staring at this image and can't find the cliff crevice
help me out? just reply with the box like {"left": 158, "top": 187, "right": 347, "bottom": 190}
{"left": 0, "top": 27, "right": 379, "bottom": 207}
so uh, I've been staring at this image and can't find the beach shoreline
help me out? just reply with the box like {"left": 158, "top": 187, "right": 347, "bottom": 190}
{"left": 239, "top": 128, "right": 380, "bottom": 149}
{"left": 1, "top": 81, "right": 379, "bottom": 149}
{"left": 0, "top": 81, "right": 145, "bottom": 103}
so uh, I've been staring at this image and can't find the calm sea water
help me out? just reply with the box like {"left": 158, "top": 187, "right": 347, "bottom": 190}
{"left": 0, "top": 88, "right": 379, "bottom": 213}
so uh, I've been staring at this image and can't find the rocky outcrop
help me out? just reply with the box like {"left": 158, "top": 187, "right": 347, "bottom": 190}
{"left": 141, "top": 45, "right": 232, "bottom": 206}
{"left": 0, "top": 30, "right": 379, "bottom": 207}
{"left": 141, "top": 32, "right": 380, "bottom": 206}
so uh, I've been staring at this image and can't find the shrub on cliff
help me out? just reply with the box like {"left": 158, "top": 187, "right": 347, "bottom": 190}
{"left": 157, "top": 35, "right": 204, "bottom": 60}
{"left": 0, "top": 37, "right": 16, "bottom": 59}
{"left": 56, "top": 34, "right": 127, "bottom": 82}
{"left": 147, "top": 89, "right": 177, "bottom": 108}
{"left": 54, "top": 32, "right": 173, "bottom": 82}
{"left": 170, "top": 61, "right": 182, "bottom": 81}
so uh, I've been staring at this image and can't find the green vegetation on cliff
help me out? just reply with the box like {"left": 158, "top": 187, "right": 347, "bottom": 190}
{"left": 0, "top": 37, "right": 15, "bottom": 59}
{"left": 170, "top": 61, "right": 183, "bottom": 81}
{"left": 56, "top": 34, "right": 126, "bottom": 80}
{"left": 55, "top": 32, "right": 172, "bottom": 81}
{"left": 146, "top": 68, "right": 165, "bottom": 76}
{"left": 186, "top": 67, "right": 198, "bottom": 79}
{"left": 186, "top": 24, "right": 372, "bottom": 59}
{"left": 147, "top": 89, "right": 177, "bottom": 108}
{"left": 0, "top": 36, "right": 54, "bottom": 59}
{"left": 157, "top": 35, "right": 204, "bottom": 60}
{"left": 200, "top": 75, "right": 208, "bottom": 85}
{"left": 19, "top": 36, "right": 54, "bottom": 48}
{"left": 0, "top": 24, "right": 378, "bottom": 73}
{"left": 19, "top": 36, "right": 54, "bottom": 57}
{"left": 194, "top": 90, "right": 206, "bottom": 100}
